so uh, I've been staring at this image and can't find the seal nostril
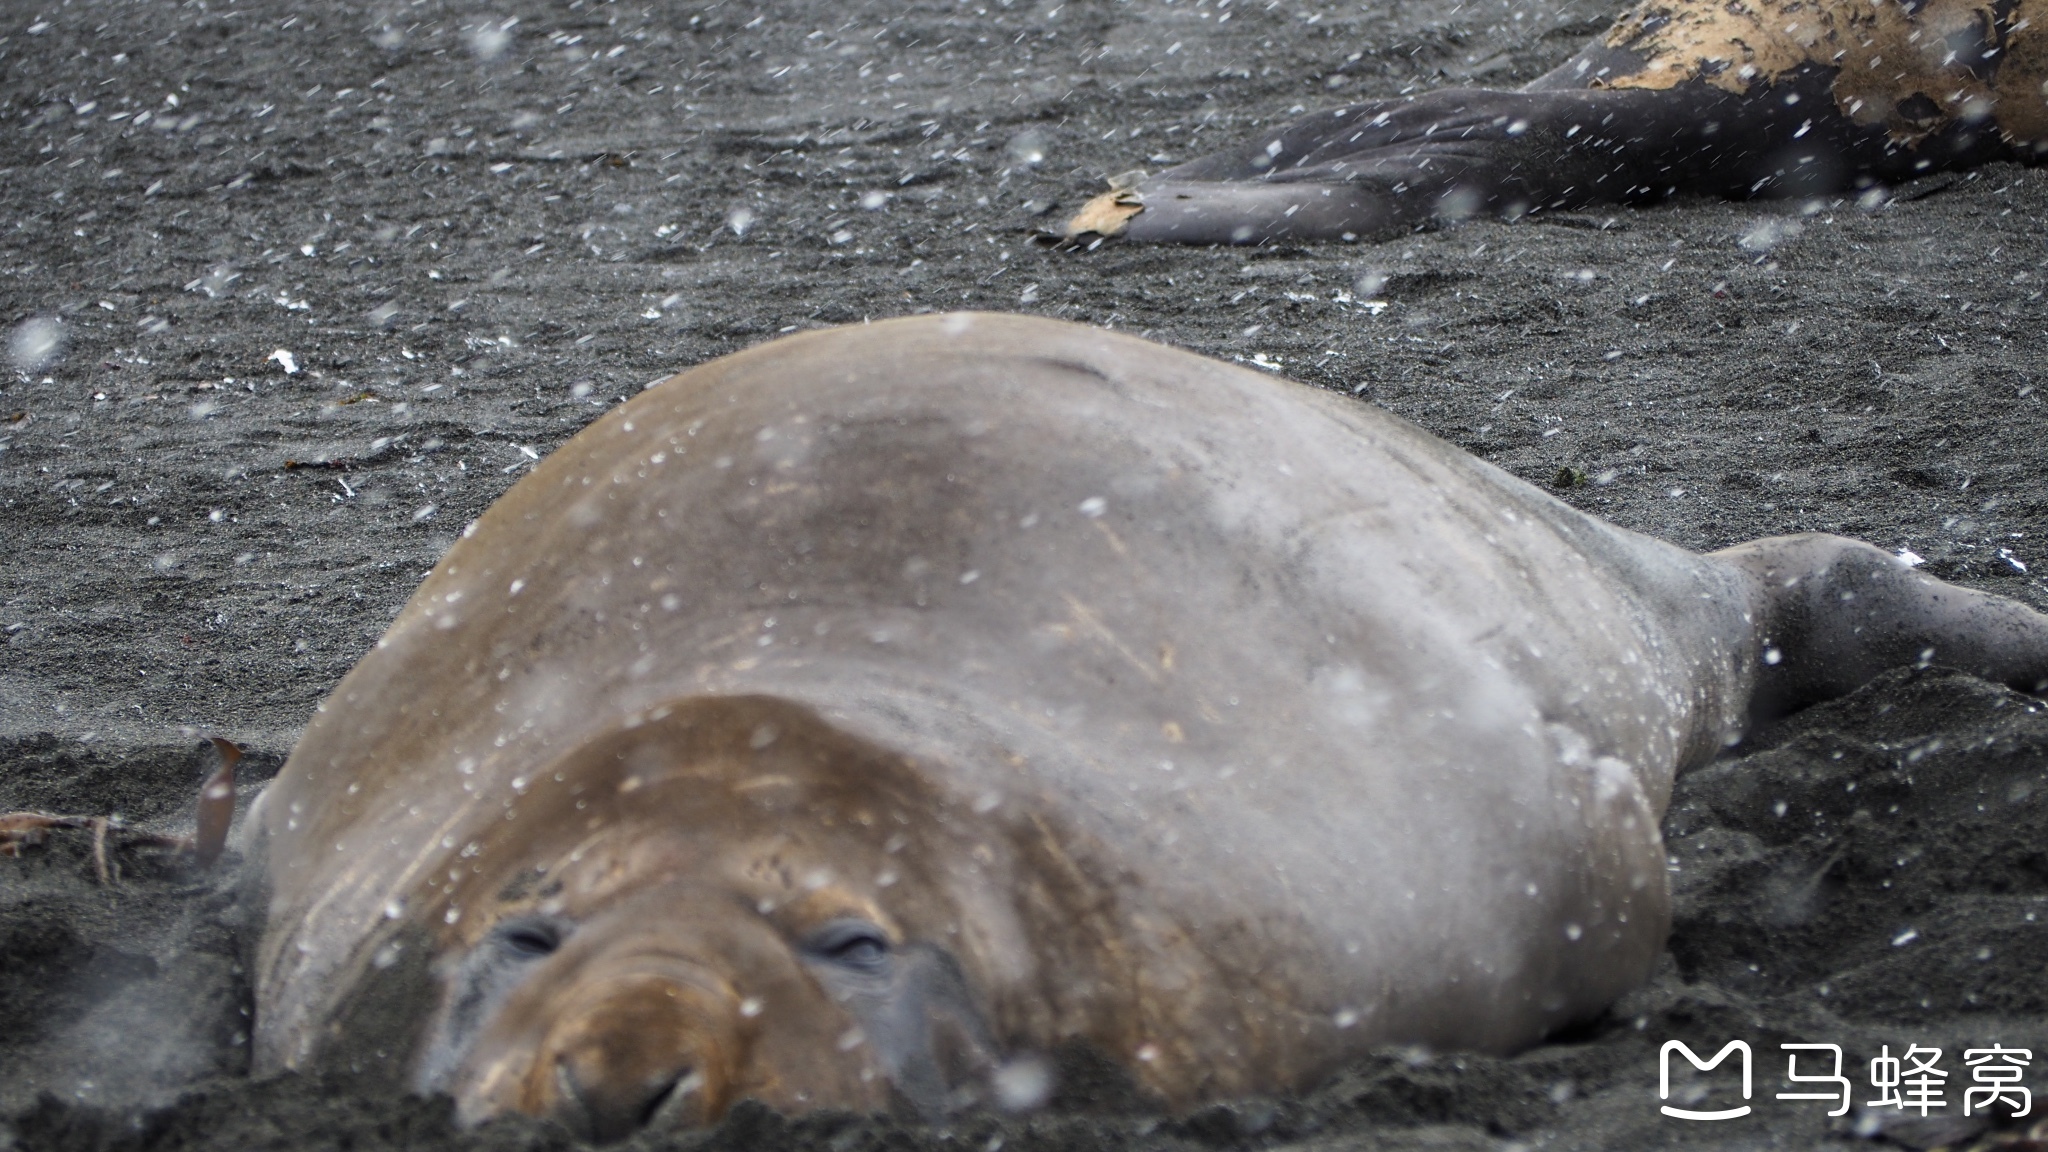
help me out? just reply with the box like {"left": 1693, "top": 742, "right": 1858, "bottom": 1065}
{"left": 638, "top": 1072, "right": 681, "bottom": 1128}
{"left": 640, "top": 1068, "right": 705, "bottom": 1131}
{"left": 554, "top": 1052, "right": 701, "bottom": 1143}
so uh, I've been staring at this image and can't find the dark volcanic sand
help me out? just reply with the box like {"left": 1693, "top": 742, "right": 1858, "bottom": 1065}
{"left": 2, "top": 0, "right": 2046, "bottom": 1148}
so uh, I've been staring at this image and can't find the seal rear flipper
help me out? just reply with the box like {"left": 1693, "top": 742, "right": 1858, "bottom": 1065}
{"left": 1716, "top": 533, "right": 2048, "bottom": 726}
{"left": 1065, "top": 84, "right": 1802, "bottom": 245}
{"left": 1098, "top": 180, "right": 1405, "bottom": 246}
{"left": 1062, "top": 88, "right": 1554, "bottom": 244}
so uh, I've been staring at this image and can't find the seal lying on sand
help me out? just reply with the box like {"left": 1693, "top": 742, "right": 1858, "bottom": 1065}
{"left": 1064, "top": 0, "right": 2048, "bottom": 244}
{"left": 246, "top": 314, "right": 2048, "bottom": 1142}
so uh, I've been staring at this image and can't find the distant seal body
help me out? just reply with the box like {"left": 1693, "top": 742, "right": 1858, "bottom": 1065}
{"left": 247, "top": 314, "right": 2048, "bottom": 1140}
{"left": 1065, "top": 0, "right": 2048, "bottom": 244}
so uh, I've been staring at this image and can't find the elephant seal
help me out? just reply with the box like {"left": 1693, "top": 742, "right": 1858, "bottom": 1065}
{"left": 246, "top": 313, "right": 2048, "bottom": 1141}
{"left": 1064, "top": 0, "right": 2047, "bottom": 244}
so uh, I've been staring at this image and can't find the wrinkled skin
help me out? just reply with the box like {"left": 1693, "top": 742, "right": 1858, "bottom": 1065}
{"left": 247, "top": 314, "right": 2048, "bottom": 1142}
{"left": 1066, "top": 0, "right": 2046, "bottom": 244}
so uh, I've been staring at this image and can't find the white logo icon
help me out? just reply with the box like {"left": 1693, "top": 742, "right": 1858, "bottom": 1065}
{"left": 1660, "top": 1040, "right": 1752, "bottom": 1120}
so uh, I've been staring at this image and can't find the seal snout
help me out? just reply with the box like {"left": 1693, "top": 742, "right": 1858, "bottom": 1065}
{"left": 531, "top": 974, "right": 731, "bottom": 1142}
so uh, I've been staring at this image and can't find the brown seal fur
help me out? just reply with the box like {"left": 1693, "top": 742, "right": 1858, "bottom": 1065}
{"left": 1063, "top": 0, "right": 2046, "bottom": 244}
{"left": 246, "top": 314, "right": 2048, "bottom": 1140}
{"left": 1601, "top": 0, "right": 2048, "bottom": 147}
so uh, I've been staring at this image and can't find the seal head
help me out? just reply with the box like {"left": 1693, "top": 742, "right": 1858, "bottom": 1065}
{"left": 409, "top": 699, "right": 1009, "bottom": 1139}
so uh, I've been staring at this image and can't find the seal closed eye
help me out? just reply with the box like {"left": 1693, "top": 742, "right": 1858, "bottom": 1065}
{"left": 804, "top": 921, "right": 891, "bottom": 970}
{"left": 498, "top": 918, "right": 567, "bottom": 959}
{"left": 412, "top": 914, "right": 578, "bottom": 1097}
{"left": 248, "top": 313, "right": 2048, "bottom": 1139}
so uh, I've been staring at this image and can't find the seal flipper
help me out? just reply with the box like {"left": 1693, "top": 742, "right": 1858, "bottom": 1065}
{"left": 0, "top": 737, "right": 244, "bottom": 873}
{"left": 1106, "top": 178, "right": 1394, "bottom": 246}
{"left": 1717, "top": 533, "right": 2048, "bottom": 727}
{"left": 194, "top": 737, "right": 240, "bottom": 868}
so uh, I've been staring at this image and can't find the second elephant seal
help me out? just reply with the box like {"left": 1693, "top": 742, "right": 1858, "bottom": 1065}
{"left": 1065, "top": 0, "right": 2047, "bottom": 244}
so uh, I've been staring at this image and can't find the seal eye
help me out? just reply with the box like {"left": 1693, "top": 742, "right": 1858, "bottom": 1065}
{"left": 805, "top": 920, "right": 891, "bottom": 970}
{"left": 495, "top": 916, "right": 568, "bottom": 959}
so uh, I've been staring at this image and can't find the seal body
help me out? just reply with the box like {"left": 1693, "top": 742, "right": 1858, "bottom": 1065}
{"left": 248, "top": 314, "right": 2048, "bottom": 1139}
{"left": 1065, "top": 0, "right": 2047, "bottom": 244}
